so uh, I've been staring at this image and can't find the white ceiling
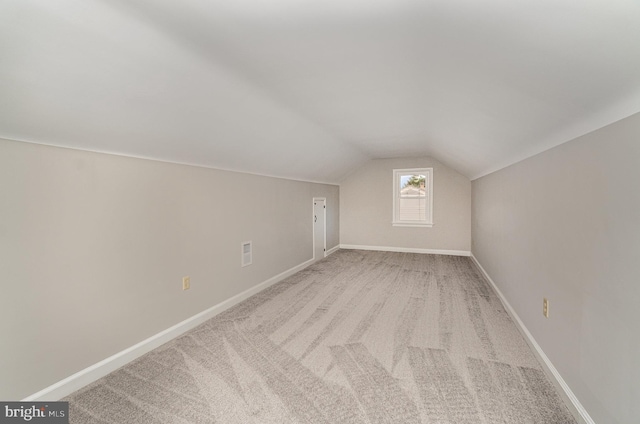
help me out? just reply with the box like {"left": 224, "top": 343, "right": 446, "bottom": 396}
{"left": 2, "top": 0, "right": 640, "bottom": 183}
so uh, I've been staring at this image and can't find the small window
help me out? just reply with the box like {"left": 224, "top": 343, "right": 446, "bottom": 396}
{"left": 392, "top": 168, "right": 433, "bottom": 227}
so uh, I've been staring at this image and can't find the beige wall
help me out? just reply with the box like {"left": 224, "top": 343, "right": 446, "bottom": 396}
{"left": 340, "top": 157, "right": 471, "bottom": 252}
{"left": 472, "top": 113, "right": 640, "bottom": 424}
{"left": 0, "top": 138, "right": 339, "bottom": 400}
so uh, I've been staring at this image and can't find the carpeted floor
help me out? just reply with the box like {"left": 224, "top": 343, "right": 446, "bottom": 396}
{"left": 64, "top": 250, "right": 577, "bottom": 423}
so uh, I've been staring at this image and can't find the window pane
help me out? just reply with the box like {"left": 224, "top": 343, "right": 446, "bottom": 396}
{"left": 399, "top": 197, "right": 426, "bottom": 221}
{"left": 399, "top": 174, "right": 426, "bottom": 221}
{"left": 400, "top": 174, "right": 426, "bottom": 197}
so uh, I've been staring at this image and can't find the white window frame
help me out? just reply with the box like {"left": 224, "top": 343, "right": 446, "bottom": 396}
{"left": 392, "top": 168, "right": 433, "bottom": 227}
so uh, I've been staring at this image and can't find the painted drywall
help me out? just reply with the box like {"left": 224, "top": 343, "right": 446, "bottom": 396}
{"left": 472, "top": 112, "right": 640, "bottom": 424}
{"left": 340, "top": 157, "right": 471, "bottom": 252}
{"left": 0, "top": 138, "right": 339, "bottom": 400}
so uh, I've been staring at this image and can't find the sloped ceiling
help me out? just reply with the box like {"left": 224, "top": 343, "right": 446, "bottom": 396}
{"left": 2, "top": 0, "right": 640, "bottom": 183}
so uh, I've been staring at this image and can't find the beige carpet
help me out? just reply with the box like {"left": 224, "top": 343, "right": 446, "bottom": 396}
{"left": 64, "top": 250, "right": 577, "bottom": 423}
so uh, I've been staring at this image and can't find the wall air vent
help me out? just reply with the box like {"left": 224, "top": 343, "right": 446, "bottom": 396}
{"left": 241, "top": 241, "right": 252, "bottom": 267}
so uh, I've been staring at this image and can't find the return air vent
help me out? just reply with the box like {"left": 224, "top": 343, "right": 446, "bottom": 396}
{"left": 241, "top": 241, "right": 252, "bottom": 267}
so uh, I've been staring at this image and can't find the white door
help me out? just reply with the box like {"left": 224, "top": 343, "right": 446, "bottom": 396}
{"left": 313, "top": 198, "right": 326, "bottom": 261}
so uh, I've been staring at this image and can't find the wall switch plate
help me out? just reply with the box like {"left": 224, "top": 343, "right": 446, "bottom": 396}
{"left": 183, "top": 276, "right": 190, "bottom": 291}
{"left": 543, "top": 298, "right": 549, "bottom": 318}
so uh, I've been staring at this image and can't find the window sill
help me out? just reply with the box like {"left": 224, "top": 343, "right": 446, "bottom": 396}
{"left": 392, "top": 222, "right": 434, "bottom": 228}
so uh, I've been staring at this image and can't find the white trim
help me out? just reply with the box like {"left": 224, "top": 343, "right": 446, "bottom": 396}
{"left": 391, "top": 222, "right": 433, "bottom": 228}
{"left": 392, "top": 167, "right": 434, "bottom": 227}
{"left": 23, "top": 257, "right": 315, "bottom": 402}
{"left": 326, "top": 245, "right": 340, "bottom": 256}
{"left": 340, "top": 244, "right": 470, "bottom": 257}
{"left": 470, "top": 254, "right": 595, "bottom": 424}
{"left": 1, "top": 136, "right": 342, "bottom": 186}
{"left": 470, "top": 91, "right": 640, "bottom": 181}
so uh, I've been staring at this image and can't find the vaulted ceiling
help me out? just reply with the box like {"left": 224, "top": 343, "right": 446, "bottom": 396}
{"left": 2, "top": 0, "right": 640, "bottom": 183}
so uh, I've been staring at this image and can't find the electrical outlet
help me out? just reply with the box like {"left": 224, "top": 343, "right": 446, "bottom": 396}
{"left": 182, "top": 276, "right": 190, "bottom": 291}
{"left": 543, "top": 298, "right": 549, "bottom": 318}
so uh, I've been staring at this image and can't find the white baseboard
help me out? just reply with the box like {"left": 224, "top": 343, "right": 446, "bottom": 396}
{"left": 470, "top": 254, "right": 595, "bottom": 424}
{"left": 340, "top": 244, "right": 470, "bottom": 257}
{"left": 23, "top": 257, "right": 315, "bottom": 402}
{"left": 326, "top": 245, "right": 340, "bottom": 256}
